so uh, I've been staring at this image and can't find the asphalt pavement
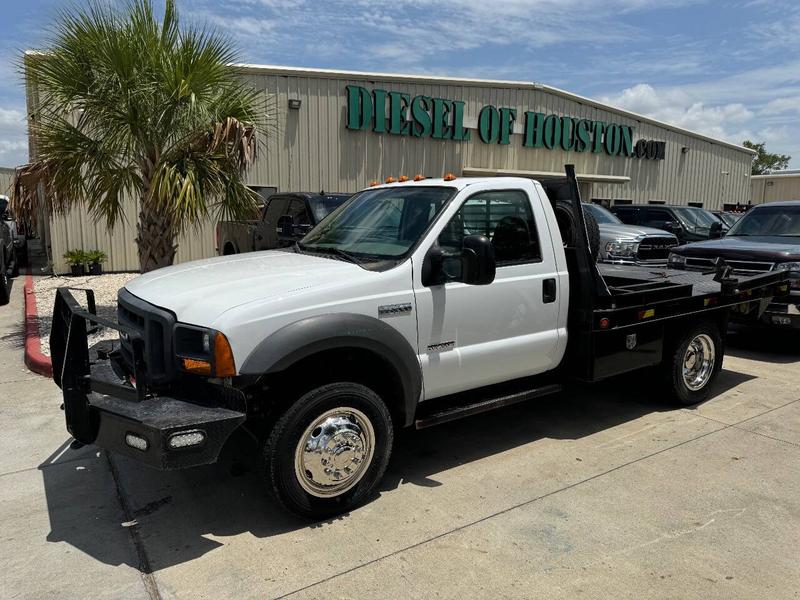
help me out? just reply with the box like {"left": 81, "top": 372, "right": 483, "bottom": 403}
{"left": 1, "top": 273, "right": 799, "bottom": 599}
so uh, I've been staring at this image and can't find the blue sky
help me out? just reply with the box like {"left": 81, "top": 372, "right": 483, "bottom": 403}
{"left": 1, "top": 0, "right": 799, "bottom": 167}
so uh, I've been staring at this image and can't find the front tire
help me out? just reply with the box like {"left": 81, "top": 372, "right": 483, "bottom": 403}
{"left": 262, "top": 382, "right": 394, "bottom": 519}
{"left": 663, "top": 322, "right": 723, "bottom": 406}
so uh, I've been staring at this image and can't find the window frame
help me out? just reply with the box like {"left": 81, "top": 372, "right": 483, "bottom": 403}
{"left": 438, "top": 187, "right": 543, "bottom": 268}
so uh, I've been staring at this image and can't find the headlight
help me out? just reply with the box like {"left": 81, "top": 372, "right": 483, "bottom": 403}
{"left": 668, "top": 253, "right": 686, "bottom": 266}
{"left": 775, "top": 262, "right": 800, "bottom": 290}
{"left": 174, "top": 325, "right": 236, "bottom": 377}
{"left": 775, "top": 262, "right": 800, "bottom": 272}
{"left": 605, "top": 240, "right": 639, "bottom": 257}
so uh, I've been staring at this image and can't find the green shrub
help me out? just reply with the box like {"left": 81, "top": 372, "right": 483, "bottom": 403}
{"left": 86, "top": 250, "right": 107, "bottom": 264}
{"left": 63, "top": 249, "right": 89, "bottom": 266}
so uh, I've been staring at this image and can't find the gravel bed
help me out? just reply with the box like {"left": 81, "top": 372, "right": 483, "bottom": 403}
{"left": 33, "top": 272, "right": 139, "bottom": 357}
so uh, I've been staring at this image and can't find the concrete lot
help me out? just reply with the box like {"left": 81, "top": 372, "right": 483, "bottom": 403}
{"left": 1, "top": 276, "right": 799, "bottom": 599}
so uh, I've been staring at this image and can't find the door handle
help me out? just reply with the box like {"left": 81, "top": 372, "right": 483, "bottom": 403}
{"left": 543, "top": 278, "right": 557, "bottom": 303}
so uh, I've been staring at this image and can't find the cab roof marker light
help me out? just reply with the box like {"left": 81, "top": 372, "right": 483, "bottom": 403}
{"left": 443, "top": 173, "right": 457, "bottom": 181}
{"left": 398, "top": 175, "right": 409, "bottom": 182}
{"left": 369, "top": 180, "right": 379, "bottom": 187}
{"left": 385, "top": 176, "right": 396, "bottom": 184}
{"left": 413, "top": 174, "right": 426, "bottom": 181}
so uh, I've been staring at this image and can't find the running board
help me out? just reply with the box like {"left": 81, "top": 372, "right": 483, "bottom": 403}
{"left": 414, "top": 383, "right": 563, "bottom": 429}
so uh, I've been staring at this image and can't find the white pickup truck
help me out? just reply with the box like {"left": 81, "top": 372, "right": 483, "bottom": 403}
{"left": 51, "top": 166, "right": 788, "bottom": 518}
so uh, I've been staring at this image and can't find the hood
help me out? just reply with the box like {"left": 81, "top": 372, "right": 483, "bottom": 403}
{"left": 598, "top": 223, "right": 676, "bottom": 240}
{"left": 124, "top": 249, "right": 369, "bottom": 325}
{"left": 672, "top": 236, "right": 800, "bottom": 261}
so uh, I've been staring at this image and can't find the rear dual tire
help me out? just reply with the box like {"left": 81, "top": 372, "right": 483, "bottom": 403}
{"left": 663, "top": 322, "right": 723, "bottom": 406}
{"left": 262, "top": 382, "right": 393, "bottom": 520}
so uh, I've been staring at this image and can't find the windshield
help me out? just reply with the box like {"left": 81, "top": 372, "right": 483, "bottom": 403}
{"left": 727, "top": 205, "right": 800, "bottom": 237}
{"left": 300, "top": 186, "right": 455, "bottom": 259}
{"left": 308, "top": 194, "right": 351, "bottom": 223}
{"left": 717, "top": 212, "right": 741, "bottom": 228}
{"left": 673, "top": 207, "right": 717, "bottom": 229}
{"left": 583, "top": 203, "right": 622, "bottom": 225}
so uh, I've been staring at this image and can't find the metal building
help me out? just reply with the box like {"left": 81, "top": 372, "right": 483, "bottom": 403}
{"left": 751, "top": 170, "right": 800, "bottom": 205}
{"left": 26, "top": 64, "right": 756, "bottom": 273}
{"left": 0, "top": 167, "right": 13, "bottom": 197}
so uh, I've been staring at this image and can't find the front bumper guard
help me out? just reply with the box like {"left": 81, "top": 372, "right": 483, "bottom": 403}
{"left": 50, "top": 287, "right": 246, "bottom": 470}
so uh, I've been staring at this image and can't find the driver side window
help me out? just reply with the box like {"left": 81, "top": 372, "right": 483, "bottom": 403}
{"left": 438, "top": 190, "right": 541, "bottom": 266}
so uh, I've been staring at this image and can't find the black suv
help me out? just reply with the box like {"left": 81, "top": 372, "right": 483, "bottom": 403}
{"left": 610, "top": 204, "right": 724, "bottom": 244}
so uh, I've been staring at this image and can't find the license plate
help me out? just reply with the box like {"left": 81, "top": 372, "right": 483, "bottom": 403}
{"left": 772, "top": 316, "right": 791, "bottom": 326}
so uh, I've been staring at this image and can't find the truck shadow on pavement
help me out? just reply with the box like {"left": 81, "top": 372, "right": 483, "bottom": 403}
{"left": 37, "top": 367, "right": 753, "bottom": 572}
{"left": 726, "top": 326, "right": 800, "bottom": 364}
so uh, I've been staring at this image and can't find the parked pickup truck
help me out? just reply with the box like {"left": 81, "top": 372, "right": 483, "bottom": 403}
{"left": 216, "top": 191, "right": 351, "bottom": 255}
{"left": 0, "top": 195, "right": 28, "bottom": 267}
{"left": 0, "top": 196, "right": 19, "bottom": 305}
{"left": 50, "top": 166, "right": 788, "bottom": 519}
{"left": 583, "top": 202, "right": 678, "bottom": 265}
{"left": 668, "top": 200, "right": 800, "bottom": 328}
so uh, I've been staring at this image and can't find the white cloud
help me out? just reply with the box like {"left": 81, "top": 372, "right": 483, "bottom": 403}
{"left": 601, "top": 83, "right": 753, "bottom": 141}
{"left": 0, "top": 105, "right": 27, "bottom": 167}
{"left": 760, "top": 97, "right": 800, "bottom": 116}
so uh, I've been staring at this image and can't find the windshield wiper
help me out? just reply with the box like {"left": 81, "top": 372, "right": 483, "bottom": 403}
{"left": 303, "top": 245, "right": 363, "bottom": 265}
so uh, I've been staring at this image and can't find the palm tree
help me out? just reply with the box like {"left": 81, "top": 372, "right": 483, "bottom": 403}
{"left": 17, "top": 0, "right": 265, "bottom": 271}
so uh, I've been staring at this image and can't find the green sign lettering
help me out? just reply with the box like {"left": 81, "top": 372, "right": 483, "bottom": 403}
{"left": 344, "top": 86, "right": 664, "bottom": 160}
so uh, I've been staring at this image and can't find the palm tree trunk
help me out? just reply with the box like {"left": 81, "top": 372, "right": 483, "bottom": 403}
{"left": 136, "top": 201, "right": 177, "bottom": 272}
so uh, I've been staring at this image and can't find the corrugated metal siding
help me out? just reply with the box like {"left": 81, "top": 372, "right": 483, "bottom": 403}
{"left": 751, "top": 175, "right": 800, "bottom": 204}
{"left": 39, "top": 65, "right": 753, "bottom": 273}
{"left": 0, "top": 167, "right": 13, "bottom": 197}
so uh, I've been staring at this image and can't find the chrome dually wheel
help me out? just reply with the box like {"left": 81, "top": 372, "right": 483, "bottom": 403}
{"left": 682, "top": 333, "right": 716, "bottom": 391}
{"left": 263, "top": 381, "right": 394, "bottom": 519}
{"left": 294, "top": 407, "right": 376, "bottom": 498}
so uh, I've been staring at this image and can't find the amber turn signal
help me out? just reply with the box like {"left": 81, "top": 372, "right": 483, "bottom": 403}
{"left": 181, "top": 357, "right": 212, "bottom": 376}
{"left": 214, "top": 332, "right": 236, "bottom": 377}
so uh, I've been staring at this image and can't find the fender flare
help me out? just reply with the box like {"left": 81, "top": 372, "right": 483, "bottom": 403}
{"left": 240, "top": 313, "right": 422, "bottom": 426}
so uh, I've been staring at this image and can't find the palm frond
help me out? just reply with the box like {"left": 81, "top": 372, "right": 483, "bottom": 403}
{"left": 21, "top": 0, "right": 267, "bottom": 270}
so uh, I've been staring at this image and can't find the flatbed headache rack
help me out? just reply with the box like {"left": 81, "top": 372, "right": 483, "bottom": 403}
{"left": 541, "top": 165, "right": 790, "bottom": 383}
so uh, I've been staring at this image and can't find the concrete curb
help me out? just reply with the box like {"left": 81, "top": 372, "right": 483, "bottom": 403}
{"left": 23, "top": 269, "right": 53, "bottom": 377}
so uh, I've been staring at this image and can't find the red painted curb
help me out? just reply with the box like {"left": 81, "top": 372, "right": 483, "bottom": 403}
{"left": 23, "top": 269, "right": 53, "bottom": 377}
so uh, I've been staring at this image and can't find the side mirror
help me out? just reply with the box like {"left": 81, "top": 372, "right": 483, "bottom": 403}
{"left": 709, "top": 222, "right": 724, "bottom": 239}
{"left": 422, "top": 234, "right": 496, "bottom": 287}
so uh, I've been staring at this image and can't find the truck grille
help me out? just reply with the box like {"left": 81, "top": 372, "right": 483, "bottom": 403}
{"left": 117, "top": 289, "right": 176, "bottom": 384}
{"left": 637, "top": 236, "right": 678, "bottom": 261}
{"left": 684, "top": 257, "right": 775, "bottom": 275}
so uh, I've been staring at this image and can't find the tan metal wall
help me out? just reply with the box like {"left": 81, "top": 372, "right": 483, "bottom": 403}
{"left": 0, "top": 167, "right": 13, "bottom": 197}
{"left": 751, "top": 174, "right": 800, "bottom": 205}
{"left": 39, "top": 65, "right": 754, "bottom": 273}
